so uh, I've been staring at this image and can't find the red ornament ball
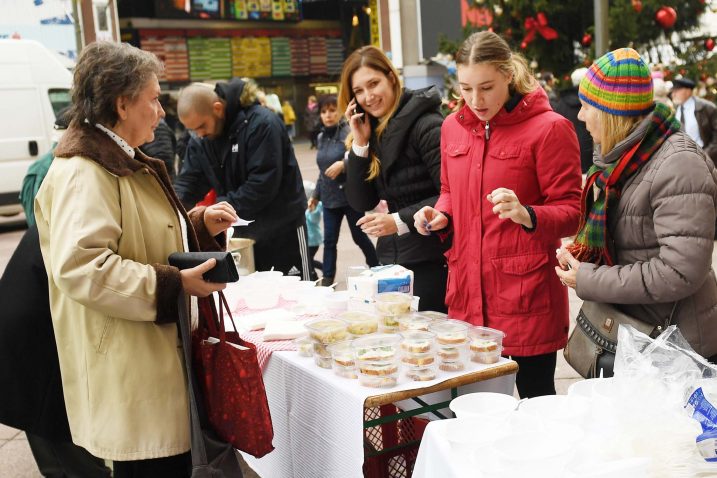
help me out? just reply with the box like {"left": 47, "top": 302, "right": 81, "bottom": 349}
{"left": 631, "top": 0, "right": 643, "bottom": 13}
{"left": 655, "top": 6, "right": 677, "bottom": 29}
{"left": 520, "top": 41, "right": 528, "bottom": 50}
{"left": 706, "top": 38, "right": 715, "bottom": 52}
{"left": 581, "top": 33, "right": 593, "bottom": 47}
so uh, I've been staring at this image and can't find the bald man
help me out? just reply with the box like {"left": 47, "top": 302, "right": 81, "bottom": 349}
{"left": 174, "top": 78, "right": 313, "bottom": 279}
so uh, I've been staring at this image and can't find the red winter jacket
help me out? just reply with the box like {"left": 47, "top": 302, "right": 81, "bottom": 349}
{"left": 435, "top": 87, "right": 582, "bottom": 356}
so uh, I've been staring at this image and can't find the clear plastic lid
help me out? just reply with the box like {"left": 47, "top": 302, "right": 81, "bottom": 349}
{"left": 304, "top": 318, "right": 348, "bottom": 343}
{"left": 374, "top": 292, "right": 413, "bottom": 315}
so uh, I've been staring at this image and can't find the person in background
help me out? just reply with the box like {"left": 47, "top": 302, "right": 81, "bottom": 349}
{"left": 20, "top": 107, "right": 70, "bottom": 226}
{"left": 552, "top": 67, "right": 594, "bottom": 174}
{"left": 341, "top": 46, "right": 448, "bottom": 312}
{"left": 34, "top": 41, "right": 236, "bottom": 477}
{"left": 139, "top": 117, "right": 177, "bottom": 179}
{"left": 175, "top": 79, "right": 313, "bottom": 279}
{"left": 282, "top": 100, "right": 297, "bottom": 141}
{"left": 414, "top": 31, "right": 582, "bottom": 397}
{"left": 671, "top": 76, "right": 717, "bottom": 164}
{"left": 308, "top": 94, "right": 379, "bottom": 286}
{"left": 304, "top": 180, "right": 323, "bottom": 276}
{"left": 652, "top": 72, "right": 673, "bottom": 110}
{"left": 305, "top": 95, "right": 320, "bottom": 149}
{"left": 556, "top": 48, "right": 717, "bottom": 367}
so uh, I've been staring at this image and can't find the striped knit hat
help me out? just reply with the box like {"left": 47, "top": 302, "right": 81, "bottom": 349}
{"left": 578, "top": 48, "right": 654, "bottom": 117}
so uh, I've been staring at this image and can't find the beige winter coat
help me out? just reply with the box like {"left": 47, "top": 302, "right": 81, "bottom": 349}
{"left": 576, "top": 114, "right": 717, "bottom": 358}
{"left": 35, "top": 124, "right": 220, "bottom": 460}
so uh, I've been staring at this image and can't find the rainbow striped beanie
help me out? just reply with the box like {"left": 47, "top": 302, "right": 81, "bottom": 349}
{"left": 578, "top": 48, "right": 654, "bottom": 117}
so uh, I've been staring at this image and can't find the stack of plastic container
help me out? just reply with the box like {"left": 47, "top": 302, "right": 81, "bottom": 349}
{"left": 352, "top": 334, "right": 402, "bottom": 388}
{"left": 400, "top": 330, "right": 437, "bottom": 381}
{"left": 374, "top": 292, "right": 413, "bottom": 332}
{"left": 429, "top": 319, "right": 470, "bottom": 372}
{"left": 327, "top": 340, "right": 357, "bottom": 379}
{"left": 304, "top": 318, "right": 348, "bottom": 369}
{"left": 340, "top": 311, "right": 379, "bottom": 337}
{"left": 469, "top": 326, "right": 506, "bottom": 364}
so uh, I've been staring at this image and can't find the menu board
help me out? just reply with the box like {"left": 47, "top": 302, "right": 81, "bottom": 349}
{"left": 326, "top": 38, "right": 344, "bottom": 75}
{"left": 289, "top": 38, "right": 310, "bottom": 76}
{"left": 188, "top": 37, "right": 232, "bottom": 81}
{"left": 231, "top": 37, "right": 272, "bottom": 78}
{"left": 308, "top": 37, "right": 328, "bottom": 75}
{"left": 271, "top": 37, "right": 292, "bottom": 77}
{"left": 141, "top": 35, "right": 190, "bottom": 82}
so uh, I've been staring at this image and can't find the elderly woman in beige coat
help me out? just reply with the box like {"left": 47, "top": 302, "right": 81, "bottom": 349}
{"left": 555, "top": 48, "right": 717, "bottom": 370}
{"left": 34, "top": 42, "right": 238, "bottom": 477}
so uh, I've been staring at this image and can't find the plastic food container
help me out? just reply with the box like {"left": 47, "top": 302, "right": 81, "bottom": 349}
{"left": 339, "top": 311, "right": 379, "bottom": 336}
{"left": 374, "top": 292, "right": 413, "bottom": 314}
{"left": 328, "top": 340, "right": 357, "bottom": 379}
{"left": 357, "top": 362, "right": 399, "bottom": 388}
{"left": 405, "top": 367, "right": 437, "bottom": 382}
{"left": 293, "top": 336, "right": 314, "bottom": 357}
{"left": 468, "top": 326, "right": 506, "bottom": 364}
{"left": 429, "top": 319, "right": 470, "bottom": 345}
{"left": 304, "top": 318, "right": 348, "bottom": 344}
{"left": 352, "top": 334, "right": 402, "bottom": 362}
{"left": 400, "top": 331, "right": 436, "bottom": 354}
{"left": 397, "top": 313, "right": 434, "bottom": 332}
{"left": 312, "top": 341, "right": 333, "bottom": 368}
{"left": 416, "top": 311, "right": 448, "bottom": 321}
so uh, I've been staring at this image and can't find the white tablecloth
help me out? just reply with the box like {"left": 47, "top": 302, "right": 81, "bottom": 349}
{"left": 241, "top": 353, "right": 516, "bottom": 478}
{"left": 413, "top": 420, "right": 473, "bottom": 478}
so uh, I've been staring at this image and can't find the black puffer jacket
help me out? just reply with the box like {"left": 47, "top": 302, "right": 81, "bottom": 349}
{"left": 345, "top": 86, "right": 446, "bottom": 265}
{"left": 314, "top": 122, "right": 350, "bottom": 209}
{"left": 174, "top": 78, "right": 306, "bottom": 241}
{"left": 552, "top": 87, "right": 594, "bottom": 173}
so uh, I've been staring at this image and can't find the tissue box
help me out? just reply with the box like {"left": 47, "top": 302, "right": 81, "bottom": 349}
{"left": 347, "top": 265, "right": 414, "bottom": 300}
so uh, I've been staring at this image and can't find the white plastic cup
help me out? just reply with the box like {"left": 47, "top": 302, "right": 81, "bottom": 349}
{"left": 449, "top": 392, "right": 518, "bottom": 419}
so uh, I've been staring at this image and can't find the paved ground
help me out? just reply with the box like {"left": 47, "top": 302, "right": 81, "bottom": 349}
{"left": 0, "top": 139, "right": 608, "bottom": 476}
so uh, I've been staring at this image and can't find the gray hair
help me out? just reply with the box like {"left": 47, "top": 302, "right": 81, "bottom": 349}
{"left": 68, "top": 42, "right": 163, "bottom": 127}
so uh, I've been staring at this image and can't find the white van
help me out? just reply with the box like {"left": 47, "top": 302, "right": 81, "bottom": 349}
{"left": 0, "top": 39, "right": 72, "bottom": 216}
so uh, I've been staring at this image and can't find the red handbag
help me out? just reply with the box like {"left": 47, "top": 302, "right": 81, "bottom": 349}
{"left": 193, "top": 292, "right": 274, "bottom": 458}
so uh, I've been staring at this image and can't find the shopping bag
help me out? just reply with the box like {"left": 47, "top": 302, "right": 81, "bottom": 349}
{"left": 176, "top": 294, "right": 242, "bottom": 478}
{"left": 194, "top": 293, "right": 274, "bottom": 458}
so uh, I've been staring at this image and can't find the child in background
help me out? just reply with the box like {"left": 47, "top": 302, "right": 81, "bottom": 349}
{"left": 304, "top": 180, "right": 323, "bottom": 275}
{"left": 308, "top": 95, "right": 379, "bottom": 286}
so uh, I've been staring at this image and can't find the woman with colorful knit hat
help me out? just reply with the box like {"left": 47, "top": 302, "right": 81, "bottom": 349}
{"left": 556, "top": 48, "right": 717, "bottom": 372}
{"left": 414, "top": 31, "right": 583, "bottom": 398}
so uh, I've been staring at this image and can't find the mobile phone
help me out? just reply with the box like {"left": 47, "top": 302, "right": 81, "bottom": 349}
{"left": 353, "top": 98, "right": 365, "bottom": 123}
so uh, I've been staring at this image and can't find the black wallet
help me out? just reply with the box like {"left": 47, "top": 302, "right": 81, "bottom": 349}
{"left": 168, "top": 251, "right": 239, "bottom": 283}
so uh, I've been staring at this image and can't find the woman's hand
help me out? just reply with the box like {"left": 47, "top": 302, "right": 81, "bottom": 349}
{"left": 308, "top": 197, "right": 318, "bottom": 212}
{"left": 345, "top": 98, "right": 371, "bottom": 147}
{"left": 554, "top": 246, "right": 581, "bottom": 289}
{"left": 203, "top": 201, "right": 238, "bottom": 237}
{"left": 413, "top": 206, "right": 448, "bottom": 236}
{"left": 180, "top": 259, "right": 227, "bottom": 297}
{"left": 325, "top": 160, "right": 345, "bottom": 179}
{"left": 487, "top": 188, "right": 532, "bottom": 228}
{"left": 357, "top": 212, "right": 398, "bottom": 237}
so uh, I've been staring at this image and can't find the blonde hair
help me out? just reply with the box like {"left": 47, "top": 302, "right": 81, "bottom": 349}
{"left": 598, "top": 110, "right": 644, "bottom": 155}
{"left": 338, "top": 46, "right": 402, "bottom": 180}
{"left": 239, "top": 77, "right": 260, "bottom": 108}
{"left": 454, "top": 31, "right": 538, "bottom": 107}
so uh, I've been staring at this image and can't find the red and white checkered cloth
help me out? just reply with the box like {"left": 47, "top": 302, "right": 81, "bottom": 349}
{"left": 223, "top": 296, "right": 332, "bottom": 371}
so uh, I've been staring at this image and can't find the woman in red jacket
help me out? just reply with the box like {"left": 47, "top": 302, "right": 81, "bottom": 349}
{"left": 414, "top": 31, "right": 582, "bottom": 397}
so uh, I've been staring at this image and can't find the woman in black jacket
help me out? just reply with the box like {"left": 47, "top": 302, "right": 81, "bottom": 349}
{"left": 340, "top": 46, "right": 447, "bottom": 311}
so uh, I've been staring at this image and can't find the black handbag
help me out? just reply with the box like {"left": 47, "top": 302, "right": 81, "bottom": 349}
{"left": 176, "top": 294, "right": 243, "bottom": 478}
{"left": 564, "top": 300, "right": 678, "bottom": 378}
{"left": 169, "top": 252, "right": 239, "bottom": 283}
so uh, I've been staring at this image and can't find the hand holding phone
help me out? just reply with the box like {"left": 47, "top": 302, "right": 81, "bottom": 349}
{"left": 352, "top": 98, "right": 365, "bottom": 123}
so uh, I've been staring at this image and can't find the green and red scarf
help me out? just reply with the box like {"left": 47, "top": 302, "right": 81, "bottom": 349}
{"left": 567, "top": 102, "right": 681, "bottom": 266}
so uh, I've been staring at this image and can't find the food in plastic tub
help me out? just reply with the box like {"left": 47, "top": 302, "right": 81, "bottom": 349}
{"left": 339, "top": 311, "right": 379, "bottom": 336}
{"left": 244, "top": 289, "right": 280, "bottom": 310}
{"left": 400, "top": 330, "right": 436, "bottom": 353}
{"left": 417, "top": 310, "right": 448, "bottom": 321}
{"left": 401, "top": 352, "right": 435, "bottom": 366}
{"left": 449, "top": 392, "right": 518, "bottom": 419}
{"left": 406, "top": 367, "right": 436, "bottom": 382}
{"left": 358, "top": 374, "right": 398, "bottom": 388}
{"left": 352, "top": 334, "right": 402, "bottom": 361}
{"left": 439, "top": 361, "right": 465, "bottom": 372}
{"left": 429, "top": 319, "right": 470, "bottom": 345}
{"left": 357, "top": 361, "right": 399, "bottom": 388}
{"left": 468, "top": 326, "right": 505, "bottom": 364}
{"left": 328, "top": 340, "right": 357, "bottom": 379}
{"left": 293, "top": 336, "right": 314, "bottom": 357}
{"left": 312, "top": 342, "right": 333, "bottom": 369}
{"left": 436, "top": 343, "right": 467, "bottom": 360}
{"left": 397, "top": 313, "right": 434, "bottom": 332}
{"left": 305, "top": 318, "right": 348, "bottom": 344}
{"left": 374, "top": 292, "right": 413, "bottom": 315}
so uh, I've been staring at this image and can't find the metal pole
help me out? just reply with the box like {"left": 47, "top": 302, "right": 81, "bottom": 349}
{"left": 594, "top": 0, "right": 609, "bottom": 56}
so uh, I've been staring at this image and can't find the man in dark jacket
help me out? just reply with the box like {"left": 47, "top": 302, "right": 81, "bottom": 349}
{"left": 0, "top": 226, "right": 111, "bottom": 477}
{"left": 552, "top": 67, "right": 594, "bottom": 173}
{"left": 672, "top": 77, "right": 717, "bottom": 164}
{"left": 175, "top": 78, "right": 313, "bottom": 279}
